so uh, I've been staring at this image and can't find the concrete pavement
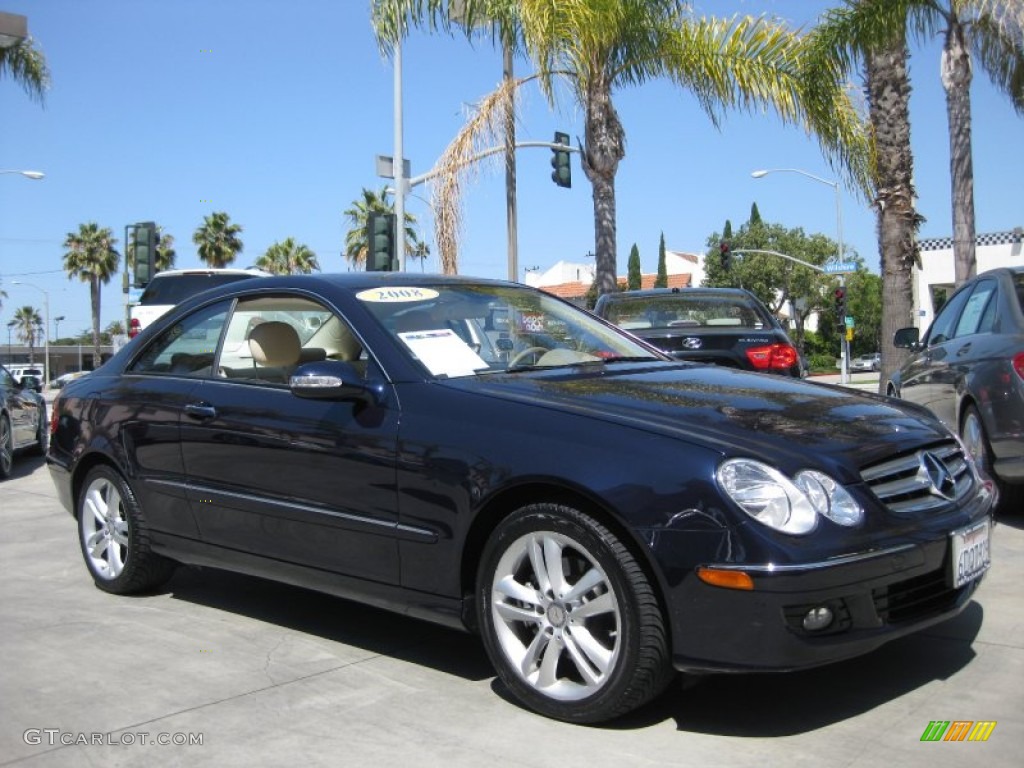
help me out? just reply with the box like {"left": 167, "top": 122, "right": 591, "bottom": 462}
{"left": 1, "top": 458, "right": 1021, "bottom": 767}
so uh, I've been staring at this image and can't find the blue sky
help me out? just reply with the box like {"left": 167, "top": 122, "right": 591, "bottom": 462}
{"left": 2, "top": 0, "right": 1022, "bottom": 338}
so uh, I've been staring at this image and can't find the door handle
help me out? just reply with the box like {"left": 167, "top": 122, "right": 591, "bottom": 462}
{"left": 185, "top": 403, "right": 217, "bottom": 420}
{"left": 956, "top": 343, "right": 972, "bottom": 357}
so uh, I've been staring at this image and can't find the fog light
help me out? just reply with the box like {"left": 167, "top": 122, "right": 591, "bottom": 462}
{"left": 802, "top": 606, "right": 834, "bottom": 632}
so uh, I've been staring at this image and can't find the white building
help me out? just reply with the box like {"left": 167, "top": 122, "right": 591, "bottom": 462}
{"left": 913, "top": 228, "right": 1023, "bottom": 328}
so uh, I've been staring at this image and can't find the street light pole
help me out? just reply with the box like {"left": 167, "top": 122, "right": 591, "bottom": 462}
{"left": 12, "top": 281, "right": 50, "bottom": 388}
{"left": 752, "top": 168, "right": 849, "bottom": 384}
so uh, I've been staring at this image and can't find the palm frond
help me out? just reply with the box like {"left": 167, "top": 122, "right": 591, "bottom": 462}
{"left": 0, "top": 36, "right": 51, "bottom": 103}
{"left": 969, "top": 6, "right": 1024, "bottom": 113}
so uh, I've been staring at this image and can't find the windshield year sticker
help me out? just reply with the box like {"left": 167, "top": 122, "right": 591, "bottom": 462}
{"left": 357, "top": 287, "right": 439, "bottom": 303}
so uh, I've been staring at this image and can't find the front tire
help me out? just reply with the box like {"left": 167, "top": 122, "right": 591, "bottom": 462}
{"left": 477, "top": 503, "right": 673, "bottom": 723}
{"left": 962, "top": 405, "right": 1022, "bottom": 514}
{"left": 77, "top": 465, "right": 176, "bottom": 594}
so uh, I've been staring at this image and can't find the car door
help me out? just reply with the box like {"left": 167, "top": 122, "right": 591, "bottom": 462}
{"left": 899, "top": 285, "right": 976, "bottom": 427}
{"left": 178, "top": 294, "right": 402, "bottom": 584}
{"left": 0, "top": 366, "right": 40, "bottom": 448}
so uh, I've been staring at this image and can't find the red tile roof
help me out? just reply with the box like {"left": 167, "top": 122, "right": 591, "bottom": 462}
{"left": 538, "top": 272, "right": 693, "bottom": 301}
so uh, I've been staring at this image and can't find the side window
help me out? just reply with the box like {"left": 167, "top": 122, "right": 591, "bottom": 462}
{"left": 217, "top": 296, "right": 364, "bottom": 385}
{"left": 924, "top": 286, "right": 972, "bottom": 346}
{"left": 128, "top": 301, "right": 230, "bottom": 376}
{"left": 954, "top": 280, "right": 996, "bottom": 337}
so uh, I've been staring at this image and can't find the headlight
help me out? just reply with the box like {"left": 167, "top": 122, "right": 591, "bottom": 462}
{"left": 717, "top": 460, "right": 818, "bottom": 534}
{"left": 794, "top": 470, "right": 864, "bottom": 526}
{"left": 718, "top": 460, "right": 863, "bottom": 534}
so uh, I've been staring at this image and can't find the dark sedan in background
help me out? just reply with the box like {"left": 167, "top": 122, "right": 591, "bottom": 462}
{"left": 890, "top": 266, "right": 1023, "bottom": 511}
{"left": 49, "top": 274, "right": 994, "bottom": 723}
{"left": 1, "top": 363, "right": 47, "bottom": 479}
{"left": 593, "top": 287, "right": 804, "bottom": 377}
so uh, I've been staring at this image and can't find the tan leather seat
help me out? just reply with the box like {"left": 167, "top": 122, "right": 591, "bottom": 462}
{"left": 248, "top": 321, "right": 301, "bottom": 369}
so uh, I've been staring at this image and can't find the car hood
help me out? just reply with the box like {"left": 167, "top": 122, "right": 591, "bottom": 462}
{"left": 450, "top": 362, "right": 952, "bottom": 481}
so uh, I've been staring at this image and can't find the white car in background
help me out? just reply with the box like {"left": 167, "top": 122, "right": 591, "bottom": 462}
{"left": 129, "top": 268, "right": 270, "bottom": 338}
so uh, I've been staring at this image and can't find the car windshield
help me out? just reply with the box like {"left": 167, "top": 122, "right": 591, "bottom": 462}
{"left": 601, "top": 294, "right": 770, "bottom": 330}
{"left": 357, "top": 283, "right": 660, "bottom": 379}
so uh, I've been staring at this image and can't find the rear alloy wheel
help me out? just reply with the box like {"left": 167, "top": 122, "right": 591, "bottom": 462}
{"left": 478, "top": 503, "right": 673, "bottom": 723}
{"left": 77, "top": 465, "right": 175, "bottom": 594}
{"left": 0, "top": 414, "right": 12, "bottom": 479}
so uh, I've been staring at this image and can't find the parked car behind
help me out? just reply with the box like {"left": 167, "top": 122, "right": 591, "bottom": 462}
{"left": 129, "top": 268, "right": 270, "bottom": 337}
{"left": 593, "top": 287, "right": 803, "bottom": 377}
{"left": 851, "top": 353, "right": 881, "bottom": 372}
{"left": 50, "top": 273, "right": 994, "bottom": 723}
{"left": 1, "top": 363, "right": 47, "bottom": 479}
{"left": 889, "top": 266, "right": 1024, "bottom": 510}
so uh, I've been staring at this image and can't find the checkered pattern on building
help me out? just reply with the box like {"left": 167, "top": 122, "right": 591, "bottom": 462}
{"left": 919, "top": 230, "right": 1023, "bottom": 251}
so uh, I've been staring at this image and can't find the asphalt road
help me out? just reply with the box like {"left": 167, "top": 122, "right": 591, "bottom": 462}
{"left": 1, "top": 457, "right": 1021, "bottom": 767}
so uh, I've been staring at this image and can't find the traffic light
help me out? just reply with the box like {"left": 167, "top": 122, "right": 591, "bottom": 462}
{"left": 834, "top": 287, "right": 847, "bottom": 329}
{"left": 550, "top": 131, "right": 571, "bottom": 188}
{"left": 366, "top": 212, "right": 397, "bottom": 271}
{"left": 132, "top": 222, "right": 159, "bottom": 288}
{"left": 720, "top": 241, "right": 732, "bottom": 271}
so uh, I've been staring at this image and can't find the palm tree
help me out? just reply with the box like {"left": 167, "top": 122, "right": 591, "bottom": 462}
{"left": 256, "top": 238, "right": 320, "bottom": 274}
{"left": 813, "top": 1, "right": 1023, "bottom": 287}
{"left": 342, "top": 187, "right": 423, "bottom": 268}
{"left": 12, "top": 306, "right": 42, "bottom": 364}
{"left": 192, "top": 212, "right": 243, "bottom": 268}
{"left": 0, "top": 36, "right": 50, "bottom": 102}
{"left": 373, "top": 1, "right": 871, "bottom": 291}
{"left": 155, "top": 229, "right": 177, "bottom": 272}
{"left": 63, "top": 223, "right": 119, "bottom": 369}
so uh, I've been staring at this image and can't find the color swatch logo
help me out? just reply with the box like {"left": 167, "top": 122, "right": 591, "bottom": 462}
{"left": 920, "top": 721, "right": 996, "bottom": 742}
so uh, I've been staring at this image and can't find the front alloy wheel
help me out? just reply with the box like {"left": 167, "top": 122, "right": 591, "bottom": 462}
{"left": 478, "top": 504, "right": 673, "bottom": 723}
{"left": 77, "top": 466, "right": 175, "bottom": 593}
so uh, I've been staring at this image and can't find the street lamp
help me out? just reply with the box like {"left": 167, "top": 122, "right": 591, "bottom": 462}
{"left": 0, "top": 170, "right": 44, "bottom": 180}
{"left": 12, "top": 281, "right": 50, "bottom": 388}
{"left": 54, "top": 315, "right": 65, "bottom": 341}
{"left": 752, "top": 167, "right": 849, "bottom": 384}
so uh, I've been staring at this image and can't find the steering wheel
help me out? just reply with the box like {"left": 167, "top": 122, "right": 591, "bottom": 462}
{"left": 508, "top": 346, "right": 549, "bottom": 368}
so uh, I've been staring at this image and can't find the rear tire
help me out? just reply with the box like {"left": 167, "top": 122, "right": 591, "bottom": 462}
{"left": 77, "top": 465, "right": 176, "bottom": 593}
{"left": 477, "top": 503, "right": 674, "bottom": 723}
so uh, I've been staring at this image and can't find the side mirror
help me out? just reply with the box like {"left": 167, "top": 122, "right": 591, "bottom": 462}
{"left": 289, "top": 360, "right": 383, "bottom": 403}
{"left": 893, "top": 327, "right": 920, "bottom": 349}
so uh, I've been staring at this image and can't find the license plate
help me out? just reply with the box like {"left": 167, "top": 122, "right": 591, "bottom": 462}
{"left": 950, "top": 519, "right": 991, "bottom": 588}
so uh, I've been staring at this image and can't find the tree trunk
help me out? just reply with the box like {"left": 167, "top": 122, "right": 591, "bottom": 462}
{"left": 581, "top": 76, "right": 624, "bottom": 296}
{"left": 90, "top": 277, "right": 102, "bottom": 369}
{"left": 866, "top": 41, "right": 919, "bottom": 396}
{"left": 942, "top": 17, "right": 975, "bottom": 286}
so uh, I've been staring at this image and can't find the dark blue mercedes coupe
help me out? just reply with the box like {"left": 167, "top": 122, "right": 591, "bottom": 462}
{"left": 48, "top": 273, "right": 995, "bottom": 723}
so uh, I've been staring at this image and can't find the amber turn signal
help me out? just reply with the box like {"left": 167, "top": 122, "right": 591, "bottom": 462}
{"left": 696, "top": 567, "right": 754, "bottom": 590}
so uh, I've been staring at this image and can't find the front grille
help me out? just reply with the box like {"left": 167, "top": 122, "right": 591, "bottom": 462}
{"left": 873, "top": 570, "right": 962, "bottom": 624}
{"left": 860, "top": 441, "right": 974, "bottom": 515}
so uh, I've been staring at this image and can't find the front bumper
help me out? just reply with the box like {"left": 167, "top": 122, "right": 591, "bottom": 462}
{"left": 666, "top": 524, "right": 990, "bottom": 673}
